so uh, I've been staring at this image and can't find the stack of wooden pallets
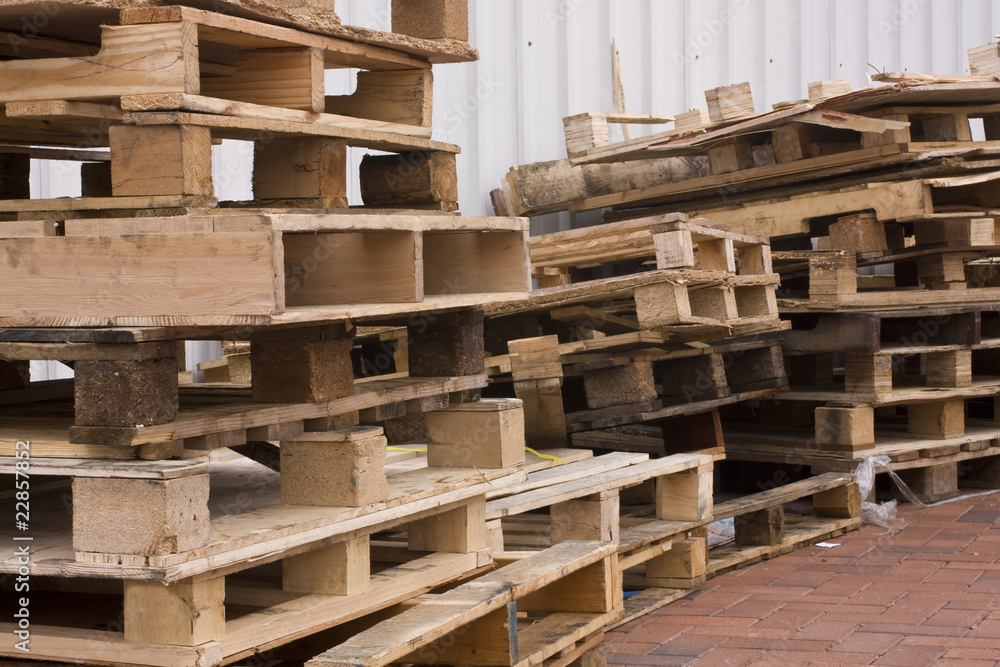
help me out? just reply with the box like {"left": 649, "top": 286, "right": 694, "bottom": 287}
{"left": 493, "top": 45, "right": 1000, "bottom": 507}
{"left": 481, "top": 212, "right": 790, "bottom": 458}
{"left": 0, "top": 3, "right": 636, "bottom": 666}
{"left": 0, "top": 3, "right": 865, "bottom": 666}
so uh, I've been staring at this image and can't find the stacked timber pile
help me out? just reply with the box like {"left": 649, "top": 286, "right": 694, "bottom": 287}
{"left": 493, "top": 45, "right": 1000, "bottom": 507}
{"left": 0, "top": 3, "right": 630, "bottom": 666}
{"left": 481, "top": 213, "right": 790, "bottom": 460}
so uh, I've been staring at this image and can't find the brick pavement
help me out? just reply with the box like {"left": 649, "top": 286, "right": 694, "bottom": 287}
{"left": 607, "top": 492, "right": 1000, "bottom": 666}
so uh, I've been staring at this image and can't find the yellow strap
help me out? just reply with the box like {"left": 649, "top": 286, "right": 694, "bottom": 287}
{"left": 525, "top": 446, "right": 567, "bottom": 465}
{"left": 387, "top": 446, "right": 428, "bottom": 453}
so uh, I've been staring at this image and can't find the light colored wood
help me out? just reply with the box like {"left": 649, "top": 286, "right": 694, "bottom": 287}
{"left": 487, "top": 454, "right": 712, "bottom": 520}
{"left": 712, "top": 473, "right": 857, "bottom": 519}
{"left": 306, "top": 541, "right": 615, "bottom": 667}
{"left": 908, "top": 399, "right": 965, "bottom": 439}
{"left": 813, "top": 481, "right": 862, "bottom": 519}
{"left": 707, "top": 138, "right": 754, "bottom": 174}
{"left": 550, "top": 490, "right": 620, "bottom": 544}
{"left": 0, "top": 23, "right": 199, "bottom": 103}
{"left": 327, "top": 69, "right": 433, "bottom": 127}
{"left": 283, "top": 536, "right": 370, "bottom": 595}
{"left": 110, "top": 125, "right": 214, "bottom": 196}
{"left": 655, "top": 468, "right": 713, "bottom": 522}
{"left": 281, "top": 427, "right": 389, "bottom": 507}
{"left": 969, "top": 43, "right": 1000, "bottom": 77}
{"left": 844, "top": 353, "right": 893, "bottom": 394}
{"left": 65, "top": 375, "right": 488, "bottom": 450}
{"left": 0, "top": 232, "right": 281, "bottom": 319}
{"left": 564, "top": 113, "right": 611, "bottom": 157}
{"left": 816, "top": 406, "right": 875, "bottom": 449}
{"left": 705, "top": 82, "right": 755, "bottom": 123}
{"left": 425, "top": 399, "right": 526, "bottom": 469}
{"left": 674, "top": 108, "right": 710, "bottom": 131}
{"left": 808, "top": 80, "right": 852, "bottom": 100}
{"left": 926, "top": 350, "right": 972, "bottom": 388}
{"left": 121, "top": 92, "right": 434, "bottom": 138}
{"left": 409, "top": 497, "right": 487, "bottom": 553}
{"left": 5, "top": 99, "right": 123, "bottom": 122}
{"left": 653, "top": 229, "right": 695, "bottom": 268}
{"left": 283, "top": 231, "right": 421, "bottom": 307}
{"left": 509, "top": 335, "right": 564, "bottom": 382}
{"left": 405, "top": 606, "right": 516, "bottom": 666}
{"left": 423, "top": 230, "right": 531, "bottom": 295}
{"left": 120, "top": 3, "right": 473, "bottom": 67}
{"left": 124, "top": 577, "right": 225, "bottom": 646}
{"left": 645, "top": 537, "right": 706, "bottom": 588}
{"left": 72, "top": 475, "right": 210, "bottom": 557}
{"left": 123, "top": 109, "right": 459, "bottom": 154}
{"left": 202, "top": 47, "right": 324, "bottom": 112}
{"left": 518, "top": 557, "right": 619, "bottom": 614}
{"left": 254, "top": 136, "right": 347, "bottom": 201}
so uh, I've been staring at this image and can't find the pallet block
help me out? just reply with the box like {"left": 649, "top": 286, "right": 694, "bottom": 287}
{"left": 109, "top": 124, "right": 213, "bottom": 197}
{"left": 425, "top": 399, "right": 525, "bottom": 469}
{"left": 253, "top": 136, "right": 348, "bottom": 204}
{"left": 581, "top": 361, "right": 657, "bottom": 410}
{"left": 72, "top": 473, "right": 210, "bottom": 558}
{"left": 705, "top": 82, "right": 755, "bottom": 123}
{"left": 124, "top": 576, "right": 225, "bottom": 646}
{"left": 908, "top": 399, "right": 966, "bottom": 439}
{"left": 509, "top": 335, "right": 568, "bottom": 447}
{"left": 409, "top": 497, "right": 488, "bottom": 553}
{"left": 360, "top": 150, "right": 459, "bottom": 210}
{"left": 281, "top": 426, "right": 389, "bottom": 507}
{"left": 644, "top": 536, "right": 707, "bottom": 588}
{"left": 409, "top": 309, "right": 486, "bottom": 378}
{"left": 252, "top": 326, "right": 356, "bottom": 404}
{"left": 815, "top": 405, "right": 875, "bottom": 451}
{"left": 391, "top": 0, "right": 470, "bottom": 41}
{"left": 74, "top": 356, "right": 179, "bottom": 427}
{"left": 895, "top": 462, "right": 959, "bottom": 503}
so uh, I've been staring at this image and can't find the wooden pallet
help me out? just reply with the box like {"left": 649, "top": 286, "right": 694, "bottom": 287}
{"left": 0, "top": 2, "right": 476, "bottom": 67}
{"left": 0, "top": 441, "right": 571, "bottom": 665}
{"left": 530, "top": 214, "right": 772, "bottom": 288}
{"left": 784, "top": 340, "right": 1000, "bottom": 400}
{"left": 775, "top": 243, "right": 1000, "bottom": 311}
{"left": 485, "top": 271, "right": 781, "bottom": 335}
{"left": 492, "top": 79, "right": 1000, "bottom": 220}
{"left": 487, "top": 332, "right": 787, "bottom": 447}
{"left": 0, "top": 301, "right": 510, "bottom": 455}
{"left": 0, "top": 213, "right": 530, "bottom": 326}
{"left": 307, "top": 540, "right": 620, "bottom": 667}
{"left": 618, "top": 472, "right": 862, "bottom": 624}
{"left": 780, "top": 306, "right": 997, "bottom": 354}
{"left": 725, "top": 421, "right": 1000, "bottom": 503}
{"left": 0, "top": 2, "right": 482, "bottom": 214}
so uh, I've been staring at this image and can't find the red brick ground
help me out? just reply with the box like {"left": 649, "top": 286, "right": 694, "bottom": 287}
{"left": 607, "top": 492, "right": 1000, "bottom": 666}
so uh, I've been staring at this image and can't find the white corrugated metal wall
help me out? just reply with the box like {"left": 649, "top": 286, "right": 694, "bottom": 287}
{"left": 29, "top": 0, "right": 1000, "bottom": 379}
